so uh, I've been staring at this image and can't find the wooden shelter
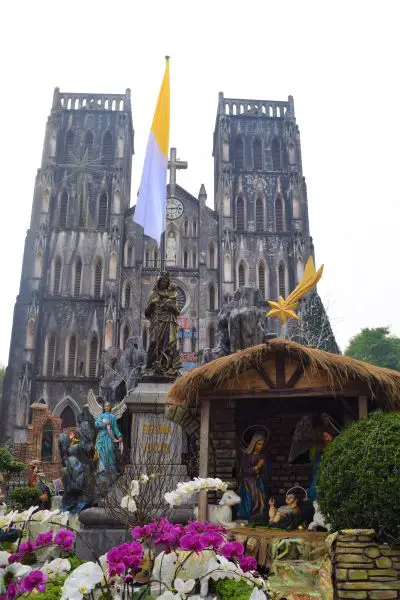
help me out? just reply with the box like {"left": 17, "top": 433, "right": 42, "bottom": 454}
{"left": 166, "top": 339, "right": 400, "bottom": 519}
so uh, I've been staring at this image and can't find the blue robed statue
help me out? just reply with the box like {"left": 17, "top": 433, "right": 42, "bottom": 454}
{"left": 88, "top": 390, "right": 126, "bottom": 474}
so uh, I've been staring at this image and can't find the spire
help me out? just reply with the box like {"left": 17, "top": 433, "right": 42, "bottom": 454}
{"left": 198, "top": 184, "right": 207, "bottom": 207}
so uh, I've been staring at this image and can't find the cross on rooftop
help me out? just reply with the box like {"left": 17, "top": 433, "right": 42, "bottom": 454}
{"left": 168, "top": 147, "right": 188, "bottom": 196}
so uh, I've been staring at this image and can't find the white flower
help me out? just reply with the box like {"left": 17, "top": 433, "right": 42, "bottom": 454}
{"left": 0, "top": 563, "right": 32, "bottom": 594}
{"left": 61, "top": 562, "right": 104, "bottom": 600}
{"left": 0, "top": 551, "right": 10, "bottom": 567}
{"left": 43, "top": 557, "right": 71, "bottom": 577}
{"left": 121, "top": 495, "right": 137, "bottom": 513}
{"left": 156, "top": 592, "right": 179, "bottom": 600}
{"left": 250, "top": 588, "right": 267, "bottom": 600}
{"left": 130, "top": 479, "right": 140, "bottom": 497}
{"left": 175, "top": 577, "right": 196, "bottom": 595}
{"left": 140, "top": 474, "right": 150, "bottom": 483}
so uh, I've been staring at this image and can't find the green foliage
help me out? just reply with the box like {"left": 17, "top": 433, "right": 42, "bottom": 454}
{"left": 68, "top": 554, "right": 84, "bottom": 570}
{"left": 9, "top": 486, "right": 40, "bottom": 510}
{"left": 317, "top": 411, "right": 400, "bottom": 542}
{"left": 211, "top": 578, "right": 253, "bottom": 600}
{"left": 34, "top": 575, "right": 65, "bottom": 600}
{"left": 345, "top": 327, "right": 400, "bottom": 370}
{"left": 0, "top": 447, "right": 25, "bottom": 477}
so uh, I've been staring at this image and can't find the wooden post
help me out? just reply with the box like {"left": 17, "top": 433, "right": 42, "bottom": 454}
{"left": 358, "top": 395, "right": 368, "bottom": 419}
{"left": 198, "top": 398, "right": 211, "bottom": 521}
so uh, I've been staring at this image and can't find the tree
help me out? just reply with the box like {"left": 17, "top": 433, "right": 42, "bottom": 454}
{"left": 345, "top": 327, "right": 400, "bottom": 370}
{"left": 286, "top": 293, "right": 339, "bottom": 354}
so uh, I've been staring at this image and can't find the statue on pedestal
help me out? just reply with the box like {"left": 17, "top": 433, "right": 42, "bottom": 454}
{"left": 87, "top": 391, "right": 126, "bottom": 476}
{"left": 144, "top": 271, "right": 181, "bottom": 377}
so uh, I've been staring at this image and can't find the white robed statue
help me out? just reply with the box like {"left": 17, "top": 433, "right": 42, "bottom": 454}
{"left": 88, "top": 390, "right": 127, "bottom": 473}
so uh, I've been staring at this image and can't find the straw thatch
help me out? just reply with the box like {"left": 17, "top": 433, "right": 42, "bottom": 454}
{"left": 167, "top": 338, "right": 400, "bottom": 409}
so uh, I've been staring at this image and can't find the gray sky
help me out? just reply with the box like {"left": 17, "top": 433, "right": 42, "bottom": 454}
{"left": 0, "top": 0, "right": 399, "bottom": 364}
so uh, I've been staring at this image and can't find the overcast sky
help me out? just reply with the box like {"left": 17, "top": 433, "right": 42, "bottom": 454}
{"left": 0, "top": 0, "right": 399, "bottom": 364}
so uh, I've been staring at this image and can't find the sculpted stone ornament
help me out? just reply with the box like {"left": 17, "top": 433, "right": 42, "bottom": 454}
{"left": 100, "top": 337, "right": 145, "bottom": 403}
{"left": 144, "top": 271, "right": 181, "bottom": 377}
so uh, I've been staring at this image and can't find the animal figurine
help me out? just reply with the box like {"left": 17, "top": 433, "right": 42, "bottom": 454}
{"left": 193, "top": 490, "right": 241, "bottom": 528}
{"left": 152, "top": 549, "right": 220, "bottom": 597}
{"left": 308, "top": 501, "right": 330, "bottom": 531}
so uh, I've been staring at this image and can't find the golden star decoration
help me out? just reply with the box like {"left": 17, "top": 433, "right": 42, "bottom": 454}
{"left": 267, "top": 297, "right": 299, "bottom": 325}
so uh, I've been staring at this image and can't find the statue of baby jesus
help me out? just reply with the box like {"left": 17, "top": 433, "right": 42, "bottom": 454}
{"left": 269, "top": 491, "right": 301, "bottom": 525}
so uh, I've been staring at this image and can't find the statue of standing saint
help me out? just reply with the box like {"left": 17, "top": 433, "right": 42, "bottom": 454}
{"left": 145, "top": 271, "right": 181, "bottom": 377}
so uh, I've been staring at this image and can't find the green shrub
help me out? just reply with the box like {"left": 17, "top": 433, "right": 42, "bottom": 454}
{"left": 211, "top": 578, "right": 253, "bottom": 600}
{"left": 317, "top": 411, "right": 400, "bottom": 542}
{"left": 0, "top": 447, "right": 25, "bottom": 477}
{"left": 9, "top": 486, "right": 40, "bottom": 510}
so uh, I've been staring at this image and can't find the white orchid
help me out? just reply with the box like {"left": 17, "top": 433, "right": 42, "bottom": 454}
{"left": 156, "top": 592, "right": 179, "bottom": 600}
{"left": 165, "top": 478, "right": 228, "bottom": 507}
{"left": 12, "top": 505, "right": 39, "bottom": 524}
{"left": 0, "top": 562, "right": 32, "bottom": 594}
{"left": 60, "top": 561, "right": 104, "bottom": 600}
{"left": 175, "top": 578, "right": 196, "bottom": 596}
{"left": 250, "top": 588, "right": 268, "bottom": 600}
{"left": 42, "top": 557, "right": 71, "bottom": 577}
{"left": 130, "top": 479, "right": 140, "bottom": 497}
{"left": 121, "top": 495, "right": 137, "bottom": 513}
{"left": 0, "top": 551, "right": 10, "bottom": 568}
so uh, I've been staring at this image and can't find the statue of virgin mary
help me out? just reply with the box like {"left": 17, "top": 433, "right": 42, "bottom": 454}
{"left": 237, "top": 433, "right": 270, "bottom": 522}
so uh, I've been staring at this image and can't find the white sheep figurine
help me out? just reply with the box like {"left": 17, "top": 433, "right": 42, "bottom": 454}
{"left": 193, "top": 490, "right": 241, "bottom": 528}
{"left": 152, "top": 549, "right": 220, "bottom": 597}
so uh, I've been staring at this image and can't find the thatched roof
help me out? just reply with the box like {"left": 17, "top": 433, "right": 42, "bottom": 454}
{"left": 167, "top": 338, "right": 400, "bottom": 409}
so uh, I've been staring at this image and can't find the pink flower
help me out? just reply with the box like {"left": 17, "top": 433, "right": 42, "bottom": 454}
{"left": 35, "top": 531, "right": 53, "bottom": 547}
{"left": 23, "top": 570, "right": 48, "bottom": 593}
{"left": 5, "top": 582, "right": 16, "bottom": 600}
{"left": 19, "top": 541, "right": 36, "bottom": 554}
{"left": 54, "top": 528, "right": 75, "bottom": 551}
{"left": 221, "top": 541, "right": 245, "bottom": 561}
{"left": 201, "top": 532, "right": 225, "bottom": 550}
{"left": 239, "top": 555, "right": 257, "bottom": 572}
{"left": 179, "top": 533, "right": 207, "bottom": 553}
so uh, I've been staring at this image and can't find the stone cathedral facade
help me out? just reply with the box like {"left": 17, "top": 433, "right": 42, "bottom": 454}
{"left": 1, "top": 88, "right": 317, "bottom": 444}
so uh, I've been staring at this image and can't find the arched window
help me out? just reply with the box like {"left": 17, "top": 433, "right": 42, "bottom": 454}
{"left": 41, "top": 421, "right": 53, "bottom": 462}
{"left": 94, "top": 258, "right": 103, "bottom": 298}
{"left": 238, "top": 262, "right": 245, "bottom": 288}
{"left": 193, "top": 220, "right": 197, "bottom": 237}
{"left": 61, "top": 406, "right": 76, "bottom": 428}
{"left": 145, "top": 251, "right": 150, "bottom": 267}
{"left": 124, "top": 281, "right": 131, "bottom": 308}
{"left": 109, "top": 252, "right": 117, "bottom": 280}
{"left": 125, "top": 241, "right": 134, "bottom": 267}
{"left": 288, "top": 141, "right": 296, "bottom": 165}
{"left": 224, "top": 255, "right": 232, "bottom": 281}
{"left": 236, "top": 196, "right": 245, "bottom": 230}
{"left": 59, "top": 191, "right": 68, "bottom": 228}
{"left": 46, "top": 334, "right": 56, "bottom": 376}
{"left": 234, "top": 138, "right": 244, "bottom": 169}
{"left": 34, "top": 251, "right": 43, "bottom": 278}
{"left": 53, "top": 257, "right": 62, "bottom": 294}
{"left": 209, "top": 244, "right": 215, "bottom": 269}
{"left": 258, "top": 263, "right": 266, "bottom": 298}
{"left": 154, "top": 249, "right": 158, "bottom": 269}
{"left": 278, "top": 263, "right": 286, "bottom": 297}
{"left": 122, "top": 324, "right": 130, "bottom": 349}
{"left": 74, "top": 258, "right": 82, "bottom": 296}
{"left": 209, "top": 284, "right": 216, "bottom": 311}
{"left": 184, "top": 220, "right": 188, "bottom": 236}
{"left": 272, "top": 138, "right": 281, "bottom": 170}
{"left": 184, "top": 251, "right": 188, "bottom": 269}
{"left": 275, "top": 196, "right": 284, "bottom": 232}
{"left": 67, "top": 335, "right": 77, "bottom": 376}
{"left": 209, "top": 325, "right": 215, "bottom": 348}
{"left": 64, "top": 130, "right": 74, "bottom": 163}
{"left": 84, "top": 130, "right": 94, "bottom": 161}
{"left": 102, "top": 131, "right": 113, "bottom": 166}
{"left": 255, "top": 196, "right": 264, "bottom": 232}
{"left": 142, "top": 327, "right": 148, "bottom": 351}
{"left": 98, "top": 193, "right": 108, "bottom": 228}
{"left": 191, "top": 327, "right": 197, "bottom": 353}
{"left": 253, "top": 139, "right": 262, "bottom": 169}
{"left": 88, "top": 334, "right": 98, "bottom": 377}
{"left": 192, "top": 250, "right": 196, "bottom": 268}
{"left": 26, "top": 319, "right": 35, "bottom": 349}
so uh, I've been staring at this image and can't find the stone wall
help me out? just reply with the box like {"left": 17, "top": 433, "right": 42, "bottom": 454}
{"left": 334, "top": 529, "right": 400, "bottom": 600}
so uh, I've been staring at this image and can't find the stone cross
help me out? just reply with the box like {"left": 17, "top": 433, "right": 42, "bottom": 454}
{"left": 168, "top": 148, "right": 188, "bottom": 197}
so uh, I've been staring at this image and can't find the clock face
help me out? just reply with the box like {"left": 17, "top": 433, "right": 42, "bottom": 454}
{"left": 166, "top": 198, "right": 184, "bottom": 220}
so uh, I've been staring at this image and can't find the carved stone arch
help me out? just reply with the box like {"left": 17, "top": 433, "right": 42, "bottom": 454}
{"left": 208, "top": 282, "right": 218, "bottom": 311}
{"left": 277, "top": 260, "right": 289, "bottom": 297}
{"left": 120, "top": 320, "right": 132, "bottom": 350}
{"left": 237, "top": 260, "right": 248, "bottom": 288}
{"left": 257, "top": 258, "right": 268, "bottom": 299}
{"left": 124, "top": 239, "right": 135, "bottom": 267}
{"left": 53, "top": 395, "right": 81, "bottom": 419}
{"left": 252, "top": 136, "right": 263, "bottom": 170}
{"left": 207, "top": 241, "right": 217, "bottom": 269}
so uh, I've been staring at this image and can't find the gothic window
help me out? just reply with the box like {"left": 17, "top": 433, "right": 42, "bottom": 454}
{"left": 238, "top": 262, "right": 246, "bottom": 288}
{"left": 192, "top": 250, "right": 197, "bottom": 268}
{"left": 272, "top": 138, "right": 281, "bottom": 170}
{"left": 142, "top": 327, "right": 148, "bottom": 351}
{"left": 26, "top": 319, "right": 35, "bottom": 349}
{"left": 293, "top": 196, "right": 301, "bottom": 219}
{"left": 46, "top": 334, "right": 56, "bottom": 376}
{"left": 179, "top": 328, "right": 184, "bottom": 354}
{"left": 258, "top": 263, "right": 266, "bottom": 298}
{"left": 64, "top": 130, "right": 74, "bottom": 163}
{"left": 84, "top": 130, "right": 94, "bottom": 161}
{"left": 275, "top": 196, "right": 284, "bottom": 232}
{"left": 184, "top": 251, "right": 188, "bottom": 269}
{"left": 124, "top": 282, "right": 132, "bottom": 308}
{"left": 209, "top": 325, "right": 215, "bottom": 349}
{"left": 288, "top": 141, "right": 296, "bottom": 165}
{"left": 253, "top": 138, "right": 262, "bottom": 169}
{"left": 125, "top": 241, "right": 134, "bottom": 266}
{"left": 102, "top": 131, "right": 113, "bottom": 166}
{"left": 236, "top": 196, "right": 245, "bottom": 230}
{"left": 255, "top": 196, "right": 264, "bottom": 232}
{"left": 109, "top": 253, "right": 117, "bottom": 280}
{"left": 184, "top": 220, "right": 188, "bottom": 236}
{"left": 191, "top": 327, "right": 197, "bottom": 353}
{"left": 209, "top": 284, "right": 216, "bottom": 311}
{"left": 34, "top": 251, "right": 43, "bottom": 278}
{"left": 122, "top": 324, "right": 130, "bottom": 349}
{"left": 145, "top": 251, "right": 150, "bottom": 267}
{"left": 74, "top": 259, "right": 82, "bottom": 296}
{"left": 193, "top": 220, "right": 197, "bottom": 237}
{"left": 88, "top": 334, "right": 98, "bottom": 377}
{"left": 154, "top": 249, "right": 158, "bottom": 268}
{"left": 67, "top": 335, "right": 77, "bottom": 376}
{"left": 61, "top": 406, "right": 76, "bottom": 428}
{"left": 98, "top": 193, "right": 108, "bottom": 228}
{"left": 94, "top": 258, "right": 103, "bottom": 298}
{"left": 53, "top": 257, "right": 62, "bottom": 294}
{"left": 234, "top": 138, "right": 244, "bottom": 170}
{"left": 41, "top": 421, "right": 53, "bottom": 462}
{"left": 209, "top": 244, "right": 215, "bottom": 269}
{"left": 278, "top": 262, "right": 286, "bottom": 297}
{"left": 59, "top": 191, "right": 68, "bottom": 228}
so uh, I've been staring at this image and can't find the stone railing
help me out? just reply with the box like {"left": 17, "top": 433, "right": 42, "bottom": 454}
{"left": 334, "top": 529, "right": 400, "bottom": 599}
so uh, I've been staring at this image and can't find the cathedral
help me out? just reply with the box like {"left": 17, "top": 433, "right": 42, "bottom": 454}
{"left": 1, "top": 88, "right": 319, "bottom": 444}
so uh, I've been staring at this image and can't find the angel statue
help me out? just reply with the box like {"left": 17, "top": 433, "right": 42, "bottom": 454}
{"left": 88, "top": 390, "right": 127, "bottom": 474}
